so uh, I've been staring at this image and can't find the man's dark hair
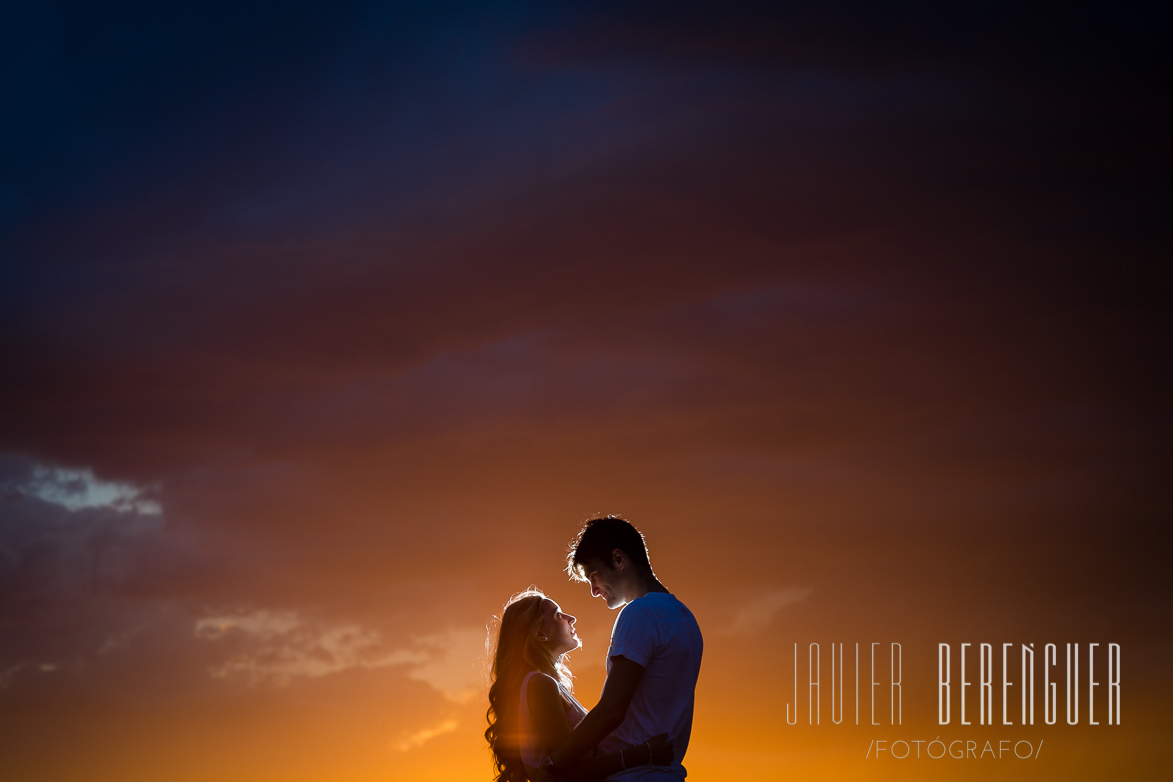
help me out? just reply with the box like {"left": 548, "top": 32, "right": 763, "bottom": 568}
{"left": 566, "top": 516, "right": 653, "bottom": 582}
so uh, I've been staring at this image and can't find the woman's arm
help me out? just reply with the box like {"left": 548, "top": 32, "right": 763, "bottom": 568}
{"left": 527, "top": 674, "right": 574, "bottom": 752}
{"left": 532, "top": 740, "right": 664, "bottom": 782}
{"left": 526, "top": 675, "right": 671, "bottom": 782}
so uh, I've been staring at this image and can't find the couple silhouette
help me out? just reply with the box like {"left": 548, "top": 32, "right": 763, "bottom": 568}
{"left": 486, "top": 516, "right": 703, "bottom": 782}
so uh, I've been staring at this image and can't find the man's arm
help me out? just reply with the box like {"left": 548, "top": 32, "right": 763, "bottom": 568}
{"left": 548, "top": 655, "right": 645, "bottom": 772}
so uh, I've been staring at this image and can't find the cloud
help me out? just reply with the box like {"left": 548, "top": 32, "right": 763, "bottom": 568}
{"left": 0, "top": 664, "right": 23, "bottom": 690}
{"left": 195, "top": 610, "right": 423, "bottom": 684}
{"left": 195, "top": 610, "right": 303, "bottom": 643}
{"left": 15, "top": 463, "right": 161, "bottom": 515}
{"left": 392, "top": 717, "right": 459, "bottom": 752}
{"left": 398, "top": 627, "right": 486, "bottom": 703}
{"left": 0, "top": 457, "right": 172, "bottom": 605}
{"left": 723, "top": 587, "right": 813, "bottom": 635}
{"left": 0, "top": 663, "right": 57, "bottom": 692}
{"left": 0, "top": 454, "right": 217, "bottom": 700}
{"left": 194, "top": 609, "right": 484, "bottom": 700}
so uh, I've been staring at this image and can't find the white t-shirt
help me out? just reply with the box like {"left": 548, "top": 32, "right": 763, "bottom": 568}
{"left": 598, "top": 592, "right": 703, "bottom": 781}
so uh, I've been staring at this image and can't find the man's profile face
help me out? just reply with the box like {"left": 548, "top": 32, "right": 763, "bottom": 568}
{"left": 584, "top": 556, "right": 625, "bottom": 609}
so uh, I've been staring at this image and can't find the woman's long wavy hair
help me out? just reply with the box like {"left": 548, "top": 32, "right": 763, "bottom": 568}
{"left": 485, "top": 588, "right": 573, "bottom": 782}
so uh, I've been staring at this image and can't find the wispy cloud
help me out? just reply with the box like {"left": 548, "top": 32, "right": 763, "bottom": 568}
{"left": 392, "top": 717, "right": 459, "bottom": 752}
{"left": 0, "top": 665, "right": 23, "bottom": 690}
{"left": 0, "top": 663, "right": 56, "bottom": 692}
{"left": 723, "top": 587, "right": 813, "bottom": 635}
{"left": 12, "top": 464, "right": 161, "bottom": 515}
{"left": 398, "top": 627, "right": 486, "bottom": 703}
{"left": 194, "top": 610, "right": 483, "bottom": 700}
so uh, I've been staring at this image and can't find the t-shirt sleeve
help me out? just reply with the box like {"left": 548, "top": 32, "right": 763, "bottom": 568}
{"left": 607, "top": 602, "right": 656, "bottom": 668}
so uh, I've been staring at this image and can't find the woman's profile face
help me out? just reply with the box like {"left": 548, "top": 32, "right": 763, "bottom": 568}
{"left": 538, "top": 599, "right": 580, "bottom": 655}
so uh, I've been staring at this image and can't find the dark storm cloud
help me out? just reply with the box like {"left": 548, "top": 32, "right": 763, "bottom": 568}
{"left": 0, "top": 0, "right": 1165, "bottom": 596}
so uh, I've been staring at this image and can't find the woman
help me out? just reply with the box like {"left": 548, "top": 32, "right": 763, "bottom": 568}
{"left": 486, "top": 588, "right": 672, "bottom": 782}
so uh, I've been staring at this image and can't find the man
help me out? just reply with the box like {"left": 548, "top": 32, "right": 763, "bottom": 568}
{"left": 546, "top": 516, "right": 703, "bottom": 781}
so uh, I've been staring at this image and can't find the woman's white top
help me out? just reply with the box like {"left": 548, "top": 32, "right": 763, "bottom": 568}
{"left": 519, "top": 670, "right": 589, "bottom": 768}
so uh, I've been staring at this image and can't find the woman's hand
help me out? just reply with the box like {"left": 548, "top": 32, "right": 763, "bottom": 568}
{"left": 645, "top": 733, "right": 674, "bottom": 766}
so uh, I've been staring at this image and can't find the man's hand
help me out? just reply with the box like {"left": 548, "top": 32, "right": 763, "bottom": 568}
{"left": 645, "top": 733, "right": 674, "bottom": 766}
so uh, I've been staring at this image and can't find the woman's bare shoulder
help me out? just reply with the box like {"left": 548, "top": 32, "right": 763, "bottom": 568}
{"left": 527, "top": 672, "right": 561, "bottom": 695}
{"left": 526, "top": 672, "right": 564, "bottom": 709}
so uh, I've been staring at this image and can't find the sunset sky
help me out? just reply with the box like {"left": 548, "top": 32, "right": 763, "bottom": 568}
{"left": 0, "top": 2, "right": 1168, "bottom": 780}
